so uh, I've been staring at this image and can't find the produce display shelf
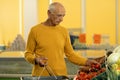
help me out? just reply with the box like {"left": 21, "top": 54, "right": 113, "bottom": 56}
{"left": 0, "top": 76, "right": 74, "bottom": 80}
{"left": 0, "top": 77, "right": 21, "bottom": 80}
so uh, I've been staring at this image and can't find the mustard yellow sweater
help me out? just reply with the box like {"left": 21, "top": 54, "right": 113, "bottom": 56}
{"left": 24, "top": 23, "right": 87, "bottom": 76}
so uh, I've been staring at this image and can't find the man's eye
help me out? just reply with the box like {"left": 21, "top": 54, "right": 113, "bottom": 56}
{"left": 57, "top": 15, "right": 62, "bottom": 17}
{"left": 57, "top": 15, "right": 65, "bottom": 17}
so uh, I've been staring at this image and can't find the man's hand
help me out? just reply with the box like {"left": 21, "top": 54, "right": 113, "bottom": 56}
{"left": 85, "top": 59, "right": 100, "bottom": 66}
{"left": 35, "top": 56, "right": 48, "bottom": 67}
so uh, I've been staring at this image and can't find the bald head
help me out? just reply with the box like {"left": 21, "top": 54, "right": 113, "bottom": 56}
{"left": 48, "top": 2, "right": 65, "bottom": 14}
{"left": 44, "top": 2, "right": 65, "bottom": 26}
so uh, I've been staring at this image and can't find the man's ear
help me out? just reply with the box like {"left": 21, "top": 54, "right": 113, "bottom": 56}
{"left": 47, "top": 10, "right": 51, "bottom": 15}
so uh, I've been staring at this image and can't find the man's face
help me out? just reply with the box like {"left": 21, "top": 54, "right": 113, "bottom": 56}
{"left": 49, "top": 7, "right": 65, "bottom": 26}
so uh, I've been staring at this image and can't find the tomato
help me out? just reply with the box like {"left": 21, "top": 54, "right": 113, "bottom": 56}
{"left": 91, "top": 64, "right": 95, "bottom": 68}
{"left": 95, "top": 64, "right": 100, "bottom": 69}
{"left": 75, "top": 76, "right": 80, "bottom": 80}
{"left": 79, "top": 72, "right": 86, "bottom": 77}
{"left": 75, "top": 62, "right": 105, "bottom": 80}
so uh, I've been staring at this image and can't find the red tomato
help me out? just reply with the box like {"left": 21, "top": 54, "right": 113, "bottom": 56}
{"left": 91, "top": 64, "right": 95, "bottom": 68}
{"left": 79, "top": 72, "right": 86, "bottom": 77}
{"left": 75, "top": 76, "right": 80, "bottom": 80}
{"left": 95, "top": 64, "right": 100, "bottom": 69}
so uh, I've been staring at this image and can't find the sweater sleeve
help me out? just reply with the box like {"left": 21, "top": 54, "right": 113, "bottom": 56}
{"left": 24, "top": 28, "right": 36, "bottom": 64}
{"left": 64, "top": 30, "right": 87, "bottom": 66}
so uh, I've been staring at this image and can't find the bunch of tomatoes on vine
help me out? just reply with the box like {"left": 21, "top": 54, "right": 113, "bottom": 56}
{"left": 74, "top": 63, "right": 106, "bottom": 80}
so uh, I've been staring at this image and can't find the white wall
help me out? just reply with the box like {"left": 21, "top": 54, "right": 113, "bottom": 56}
{"left": 24, "top": 0, "right": 38, "bottom": 42}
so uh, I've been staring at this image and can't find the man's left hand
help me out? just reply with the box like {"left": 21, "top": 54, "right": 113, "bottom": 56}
{"left": 85, "top": 59, "right": 100, "bottom": 66}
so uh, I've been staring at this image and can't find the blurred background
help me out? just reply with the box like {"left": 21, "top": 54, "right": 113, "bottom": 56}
{"left": 0, "top": 0, "right": 120, "bottom": 79}
{"left": 0, "top": 0, "right": 120, "bottom": 47}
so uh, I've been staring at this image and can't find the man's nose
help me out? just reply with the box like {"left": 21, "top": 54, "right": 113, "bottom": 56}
{"left": 59, "top": 16, "right": 63, "bottom": 21}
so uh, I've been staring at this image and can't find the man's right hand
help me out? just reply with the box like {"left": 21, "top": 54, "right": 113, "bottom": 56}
{"left": 35, "top": 56, "right": 48, "bottom": 67}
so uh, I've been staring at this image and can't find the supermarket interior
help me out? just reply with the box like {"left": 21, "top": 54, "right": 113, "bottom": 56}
{"left": 0, "top": 0, "right": 120, "bottom": 80}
